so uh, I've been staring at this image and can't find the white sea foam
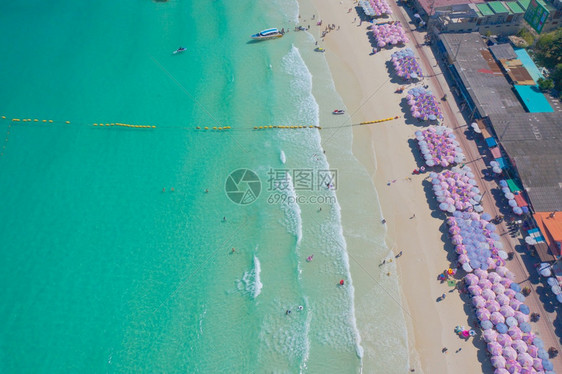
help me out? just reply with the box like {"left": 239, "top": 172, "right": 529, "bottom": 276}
{"left": 238, "top": 254, "right": 263, "bottom": 299}
{"left": 280, "top": 150, "right": 286, "bottom": 164}
{"left": 275, "top": 172, "right": 303, "bottom": 245}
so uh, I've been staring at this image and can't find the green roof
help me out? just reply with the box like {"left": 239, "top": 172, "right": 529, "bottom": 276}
{"left": 517, "top": 0, "right": 531, "bottom": 10}
{"left": 506, "top": 2, "right": 525, "bottom": 13}
{"left": 477, "top": 3, "right": 495, "bottom": 16}
{"left": 488, "top": 1, "right": 509, "bottom": 13}
{"left": 506, "top": 179, "right": 522, "bottom": 192}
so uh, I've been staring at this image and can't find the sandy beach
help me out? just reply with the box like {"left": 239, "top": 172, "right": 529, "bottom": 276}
{"left": 300, "top": 0, "right": 490, "bottom": 372}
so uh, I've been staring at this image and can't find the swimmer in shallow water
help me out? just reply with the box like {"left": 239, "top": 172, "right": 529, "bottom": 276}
{"left": 298, "top": 305, "right": 303, "bottom": 311}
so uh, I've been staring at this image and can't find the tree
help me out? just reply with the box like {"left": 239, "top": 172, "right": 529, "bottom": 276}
{"left": 533, "top": 29, "right": 562, "bottom": 68}
{"left": 550, "top": 63, "right": 562, "bottom": 91}
{"left": 537, "top": 77, "right": 554, "bottom": 91}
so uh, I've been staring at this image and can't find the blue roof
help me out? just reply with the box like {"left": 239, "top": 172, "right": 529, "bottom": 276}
{"left": 514, "top": 48, "right": 544, "bottom": 82}
{"left": 495, "top": 157, "right": 507, "bottom": 168}
{"left": 485, "top": 137, "right": 497, "bottom": 147}
{"left": 513, "top": 85, "right": 553, "bottom": 113}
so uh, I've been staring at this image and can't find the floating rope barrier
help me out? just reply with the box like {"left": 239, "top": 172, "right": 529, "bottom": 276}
{"left": 359, "top": 116, "right": 400, "bottom": 125}
{"left": 251, "top": 125, "right": 322, "bottom": 130}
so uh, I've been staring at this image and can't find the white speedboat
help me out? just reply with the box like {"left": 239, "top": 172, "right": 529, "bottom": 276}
{"left": 251, "top": 28, "right": 283, "bottom": 40}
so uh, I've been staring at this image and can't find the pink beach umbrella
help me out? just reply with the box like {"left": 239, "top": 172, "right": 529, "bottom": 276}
{"left": 465, "top": 273, "right": 478, "bottom": 285}
{"left": 491, "top": 312, "right": 505, "bottom": 325}
{"left": 511, "top": 339, "right": 528, "bottom": 353}
{"left": 459, "top": 254, "right": 470, "bottom": 265}
{"left": 500, "top": 305, "right": 515, "bottom": 318}
{"left": 502, "top": 346, "right": 518, "bottom": 360}
{"left": 488, "top": 342, "right": 502, "bottom": 356}
{"left": 500, "top": 278, "right": 513, "bottom": 288}
{"left": 472, "top": 296, "right": 486, "bottom": 308}
{"left": 486, "top": 300, "right": 501, "bottom": 313}
{"left": 513, "top": 311, "right": 529, "bottom": 324}
{"left": 496, "top": 294, "right": 510, "bottom": 306}
{"left": 488, "top": 272, "right": 501, "bottom": 284}
{"left": 507, "top": 326, "right": 522, "bottom": 340}
{"left": 482, "top": 289, "right": 496, "bottom": 301}
{"left": 527, "top": 345, "right": 538, "bottom": 358}
{"left": 496, "top": 266, "right": 509, "bottom": 277}
{"left": 483, "top": 329, "right": 499, "bottom": 343}
{"left": 532, "top": 358, "right": 543, "bottom": 371}
{"left": 477, "top": 308, "right": 491, "bottom": 321}
{"left": 497, "top": 334, "right": 513, "bottom": 347}
{"left": 506, "top": 361, "right": 522, "bottom": 374}
{"left": 494, "top": 369, "right": 509, "bottom": 374}
{"left": 479, "top": 279, "right": 493, "bottom": 289}
{"left": 474, "top": 268, "right": 488, "bottom": 279}
{"left": 493, "top": 283, "right": 506, "bottom": 295}
{"left": 517, "top": 352, "right": 533, "bottom": 368}
{"left": 491, "top": 355, "right": 507, "bottom": 369}
{"left": 522, "top": 333, "right": 536, "bottom": 345}
{"left": 468, "top": 284, "right": 482, "bottom": 296}
{"left": 504, "top": 289, "right": 517, "bottom": 299}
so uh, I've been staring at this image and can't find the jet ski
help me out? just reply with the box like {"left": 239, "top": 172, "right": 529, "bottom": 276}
{"left": 332, "top": 109, "right": 345, "bottom": 115}
{"left": 173, "top": 47, "right": 187, "bottom": 54}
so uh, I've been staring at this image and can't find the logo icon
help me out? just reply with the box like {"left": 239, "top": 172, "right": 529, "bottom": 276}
{"left": 225, "top": 169, "right": 261, "bottom": 205}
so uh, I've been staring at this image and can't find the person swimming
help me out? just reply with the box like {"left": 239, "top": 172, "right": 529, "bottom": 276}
{"left": 298, "top": 305, "right": 303, "bottom": 311}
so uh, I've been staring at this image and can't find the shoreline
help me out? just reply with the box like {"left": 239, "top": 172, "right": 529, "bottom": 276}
{"left": 300, "top": 0, "right": 488, "bottom": 372}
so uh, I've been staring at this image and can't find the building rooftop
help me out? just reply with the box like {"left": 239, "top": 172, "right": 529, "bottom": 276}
{"left": 489, "top": 43, "right": 518, "bottom": 61}
{"left": 487, "top": 112, "right": 562, "bottom": 212}
{"left": 417, "top": 0, "right": 485, "bottom": 15}
{"left": 488, "top": 1, "right": 510, "bottom": 13}
{"left": 477, "top": 3, "right": 495, "bottom": 15}
{"left": 505, "top": 1, "right": 525, "bottom": 13}
{"left": 513, "top": 85, "right": 554, "bottom": 112}
{"left": 439, "top": 33, "right": 525, "bottom": 117}
{"left": 517, "top": 0, "right": 531, "bottom": 10}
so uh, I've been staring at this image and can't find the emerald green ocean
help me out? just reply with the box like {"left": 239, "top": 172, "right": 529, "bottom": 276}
{"left": 0, "top": 0, "right": 373, "bottom": 372}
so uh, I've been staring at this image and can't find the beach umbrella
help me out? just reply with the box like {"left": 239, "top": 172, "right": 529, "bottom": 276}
{"left": 465, "top": 273, "right": 478, "bottom": 285}
{"left": 481, "top": 320, "right": 493, "bottom": 330}
{"left": 491, "top": 355, "right": 506, "bottom": 369}
{"left": 509, "top": 299, "right": 522, "bottom": 311}
{"left": 497, "top": 250, "right": 508, "bottom": 260}
{"left": 532, "top": 358, "right": 543, "bottom": 371}
{"left": 500, "top": 305, "right": 515, "bottom": 318}
{"left": 533, "top": 337, "right": 544, "bottom": 349}
{"left": 518, "top": 304, "right": 530, "bottom": 315}
{"left": 472, "top": 295, "right": 486, "bottom": 308}
{"left": 502, "top": 346, "right": 517, "bottom": 360}
{"left": 474, "top": 268, "right": 487, "bottom": 278}
{"left": 518, "top": 353, "right": 533, "bottom": 368}
{"left": 505, "top": 316, "right": 517, "bottom": 327}
{"left": 491, "top": 312, "right": 505, "bottom": 325}
{"left": 483, "top": 329, "right": 499, "bottom": 342}
{"left": 513, "top": 311, "right": 529, "bottom": 324}
{"left": 537, "top": 348, "right": 549, "bottom": 360}
{"left": 494, "top": 369, "right": 509, "bottom": 374}
{"left": 557, "top": 293, "right": 562, "bottom": 303}
{"left": 482, "top": 288, "right": 496, "bottom": 301}
{"left": 468, "top": 284, "right": 482, "bottom": 295}
{"left": 488, "top": 342, "right": 503, "bottom": 355}
{"left": 499, "top": 278, "right": 512, "bottom": 288}
{"left": 505, "top": 289, "right": 516, "bottom": 298}
{"left": 551, "top": 284, "right": 562, "bottom": 295}
{"left": 511, "top": 339, "right": 527, "bottom": 353}
{"left": 514, "top": 293, "right": 525, "bottom": 302}
{"left": 510, "top": 283, "right": 521, "bottom": 292}
{"left": 493, "top": 284, "right": 506, "bottom": 295}
{"left": 486, "top": 300, "right": 501, "bottom": 313}
{"left": 462, "top": 262, "right": 473, "bottom": 272}
{"left": 496, "top": 322, "right": 508, "bottom": 334}
{"left": 507, "top": 326, "right": 522, "bottom": 340}
{"left": 497, "top": 334, "right": 512, "bottom": 347}
{"left": 506, "top": 359, "right": 522, "bottom": 373}
{"left": 477, "top": 308, "right": 491, "bottom": 321}
{"left": 527, "top": 344, "right": 538, "bottom": 358}
{"left": 519, "top": 322, "right": 531, "bottom": 333}
{"left": 496, "top": 266, "right": 509, "bottom": 277}
{"left": 496, "top": 294, "right": 510, "bottom": 306}
{"left": 542, "top": 359, "right": 553, "bottom": 371}
{"left": 479, "top": 279, "right": 493, "bottom": 289}
{"left": 522, "top": 332, "right": 536, "bottom": 345}
{"left": 547, "top": 277, "right": 558, "bottom": 287}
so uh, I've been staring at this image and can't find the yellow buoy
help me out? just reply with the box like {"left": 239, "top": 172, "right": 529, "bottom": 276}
{"left": 49, "top": 120, "right": 53, "bottom": 123}
{"left": 204, "top": 127, "right": 209, "bottom": 130}
{"left": 94, "top": 123, "right": 98, "bottom": 126}
{"left": 218, "top": 127, "right": 222, "bottom": 130}
{"left": 226, "top": 126, "right": 231, "bottom": 129}
{"left": 34, "top": 119, "right": 38, "bottom": 122}
{"left": 1, "top": 116, "right": 5, "bottom": 119}
{"left": 196, "top": 126, "right": 201, "bottom": 129}
{"left": 65, "top": 121, "right": 70, "bottom": 124}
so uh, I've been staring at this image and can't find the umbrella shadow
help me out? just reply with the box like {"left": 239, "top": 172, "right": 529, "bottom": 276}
{"left": 421, "top": 179, "right": 446, "bottom": 221}
{"left": 386, "top": 60, "right": 408, "bottom": 85}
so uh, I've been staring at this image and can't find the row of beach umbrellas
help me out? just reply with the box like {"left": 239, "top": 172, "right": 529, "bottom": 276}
{"left": 430, "top": 167, "right": 483, "bottom": 213}
{"left": 466, "top": 269, "right": 555, "bottom": 372}
{"left": 391, "top": 48, "right": 423, "bottom": 80}
{"left": 372, "top": 22, "right": 409, "bottom": 48}
{"left": 407, "top": 87, "right": 443, "bottom": 121}
{"left": 416, "top": 126, "right": 465, "bottom": 167}
{"left": 447, "top": 211, "right": 506, "bottom": 273}
{"left": 360, "top": 0, "right": 392, "bottom": 16}
{"left": 498, "top": 180, "right": 526, "bottom": 216}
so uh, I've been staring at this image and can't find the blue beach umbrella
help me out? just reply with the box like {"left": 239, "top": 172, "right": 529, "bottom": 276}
{"left": 514, "top": 293, "right": 526, "bottom": 302}
{"left": 533, "top": 337, "right": 544, "bottom": 348}
{"left": 510, "top": 283, "right": 522, "bottom": 292}
{"left": 538, "top": 348, "right": 549, "bottom": 360}
{"left": 518, "top": 304, "right": 530, "bottom": 315}
{"left": 496, "top": 322, "right": 508, "bottom": 334}
{"left": 542, "top": 360, "right": 553, "bottom": 371}
{"left": 481, "top": 320, "right": 493, "bottom": 330}
{"left": 519, "top": 322, "right": 531, "bottom": 333}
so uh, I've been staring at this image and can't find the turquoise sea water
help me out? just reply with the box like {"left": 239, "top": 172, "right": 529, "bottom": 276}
{"left": 0, "top": 0, "right": 375, "bottom": 372}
